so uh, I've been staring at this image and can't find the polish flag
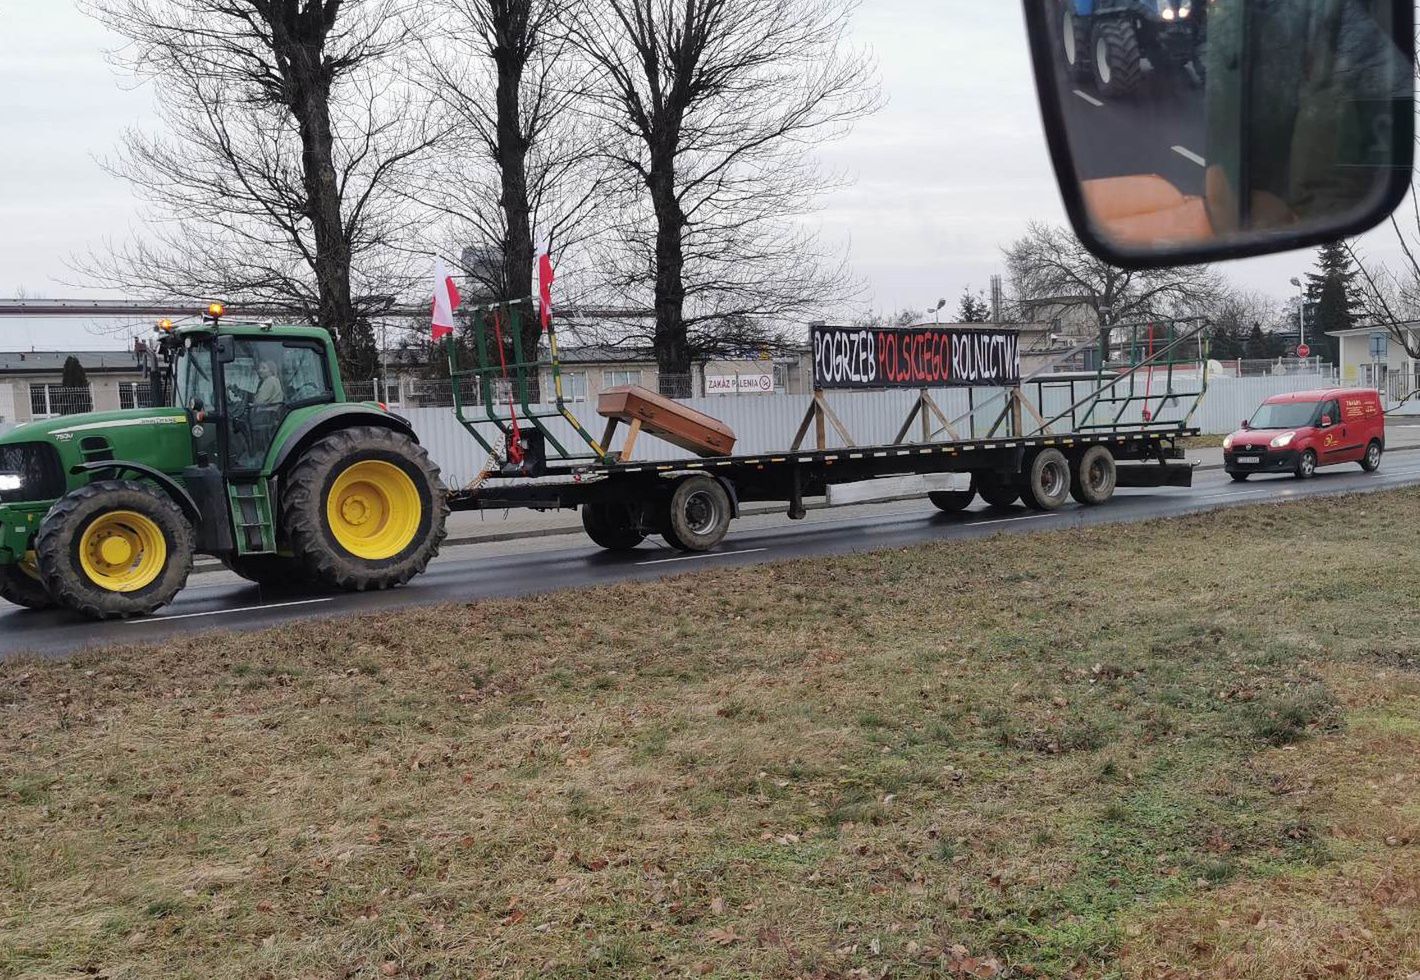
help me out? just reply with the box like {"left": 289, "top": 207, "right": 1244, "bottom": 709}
{"left": 536, "top": 243, "right": 555, "bottom": 331}
{"left": 431, "top": 259, "right": 461, "bottom": 341}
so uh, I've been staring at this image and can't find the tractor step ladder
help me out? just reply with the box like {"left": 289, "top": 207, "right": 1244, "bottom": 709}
{"left": 228, "top": 480, "right": 277, "bottom": 554}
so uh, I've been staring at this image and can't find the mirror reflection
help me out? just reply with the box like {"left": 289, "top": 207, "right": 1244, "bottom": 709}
{"left": 1046, "top": 0, "right": 1412, "bottom": 253}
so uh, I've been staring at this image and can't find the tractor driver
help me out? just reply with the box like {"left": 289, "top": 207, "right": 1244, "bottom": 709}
{"left": 254, "top": 360, "right": 285, "bottom": 406}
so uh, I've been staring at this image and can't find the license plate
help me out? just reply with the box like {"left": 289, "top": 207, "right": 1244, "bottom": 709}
{"left": 1236, "top": 455, "right": 1261, "bottom": 465}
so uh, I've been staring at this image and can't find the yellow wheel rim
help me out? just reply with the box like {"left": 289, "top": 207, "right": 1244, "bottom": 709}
{"left": 78, "top": 511, "right": 167, "bottom": 593}
{"left": 326, "top": 460, "right": 422, "bottom": 561}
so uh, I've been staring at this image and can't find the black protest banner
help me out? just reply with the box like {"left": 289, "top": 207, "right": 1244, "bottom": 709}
{"left": 811, "top": 325, "right": 1021, "bottom": 390}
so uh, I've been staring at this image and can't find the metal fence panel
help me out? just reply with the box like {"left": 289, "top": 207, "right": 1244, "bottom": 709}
{"left": 400, "top": 373, "right": 1337, "bottom": 488}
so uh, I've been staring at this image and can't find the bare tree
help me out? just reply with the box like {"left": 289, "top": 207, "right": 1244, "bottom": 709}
{"left": 80, "top": 0, "right": 442, "bottom": 378}
{"left": 415, "top": 0, "right": 611, "bottom": 364}
{"left": 1004, "top": 222, "right": 1221, "bottom": 357}
{"left": 562, "top": 0, "right": 879, "bottom": 389}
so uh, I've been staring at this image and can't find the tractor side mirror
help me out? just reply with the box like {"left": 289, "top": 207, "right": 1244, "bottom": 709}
{"left": 1022, "top": 0, "right": 1415, "bottom": 268}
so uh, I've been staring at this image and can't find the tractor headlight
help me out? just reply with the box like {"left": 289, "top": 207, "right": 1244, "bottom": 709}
{"left": 0, "top": 474, "right": 21, "bottom": 492}
{"left": 1157, "top": 0, "right": 1175, "bottom": 18}
{"left": 1178, "top": 0, "right": 1192, "bottom": 17}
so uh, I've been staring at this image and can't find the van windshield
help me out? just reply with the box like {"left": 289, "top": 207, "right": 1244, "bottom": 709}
{"left": 1249, "top": 401, "right": 1318, "bottom": 430}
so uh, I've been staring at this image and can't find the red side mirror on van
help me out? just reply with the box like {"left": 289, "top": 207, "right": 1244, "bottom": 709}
{"left": 1240, "top": 419, "right": 1251, "bottom": 430}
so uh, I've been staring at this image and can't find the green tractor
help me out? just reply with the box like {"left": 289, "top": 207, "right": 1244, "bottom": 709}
{"left": 0, "top": 308, "right": 448, "bottom": 620}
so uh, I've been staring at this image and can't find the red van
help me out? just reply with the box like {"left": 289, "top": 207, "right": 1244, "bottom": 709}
{"left": 1223, "top": 388, "right": 1385, "bottom": 481}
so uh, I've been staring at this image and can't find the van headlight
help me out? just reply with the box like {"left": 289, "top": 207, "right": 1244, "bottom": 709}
{"left": 1222, "top": 434, "right": 1235, "bottom": 451}
{"left": 1270, "top": 432, "right": 1296, "bottom": 449}
{"left": 0, "top": 474, "right": 21, "bottom": 492}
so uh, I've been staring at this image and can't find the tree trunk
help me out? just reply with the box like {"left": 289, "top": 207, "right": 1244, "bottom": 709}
{"left": 492, "top": 12, "right": 540, "bottom": 397}
{"left": 649, "top": 161, "right": 691, "bottom": 395}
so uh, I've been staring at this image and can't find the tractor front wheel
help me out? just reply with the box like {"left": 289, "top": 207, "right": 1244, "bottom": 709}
{"left": 0, "top": 553, "right": 56, "bottom": 610}
{"left": 1092, "top": 17, "right": 1144, "bottom": 98}
{"left": 1061, "top": 3, "right": 1091, "bottom": 80}
{"left": 281, "top": 426, "right": 448, "bottom": 591}
{"left": 35, "top": 480, "right": 194, "bottom": 620}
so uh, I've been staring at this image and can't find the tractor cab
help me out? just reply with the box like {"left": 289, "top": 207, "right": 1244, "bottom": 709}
{"left": 159, "top": 310, "right": 341, "bottom": 475}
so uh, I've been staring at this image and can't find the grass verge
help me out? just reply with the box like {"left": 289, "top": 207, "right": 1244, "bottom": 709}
{"left": 3, "top": 490, "right": 1419, "bottom": 978}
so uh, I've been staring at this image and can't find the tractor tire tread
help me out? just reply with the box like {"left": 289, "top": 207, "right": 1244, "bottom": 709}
{"left": 280, "top": 426, "right": 448, "bottom": 592}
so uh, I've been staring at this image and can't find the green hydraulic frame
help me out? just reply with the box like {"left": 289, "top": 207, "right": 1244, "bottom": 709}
{"left": 446, "top": 301, "right": 607, "bottom": 463}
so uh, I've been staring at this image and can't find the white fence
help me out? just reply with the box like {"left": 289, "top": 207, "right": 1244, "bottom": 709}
{"left": 404, "top": 374, "right": 1333, "bottom": 487}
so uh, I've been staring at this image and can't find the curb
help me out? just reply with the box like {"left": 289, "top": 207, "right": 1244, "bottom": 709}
{"left": 192, "top": 442, "right": 1420, "bottom": 575}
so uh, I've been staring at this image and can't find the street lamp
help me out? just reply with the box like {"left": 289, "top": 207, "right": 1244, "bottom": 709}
{"left": 932, "top": 298, "right": 946, "bottom": 324}
{"left": 1289, "top": 276, "right": 1305, "bottom": 351}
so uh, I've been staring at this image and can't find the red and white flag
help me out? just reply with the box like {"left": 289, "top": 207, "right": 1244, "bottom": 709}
{"left": 536, "top": 242, "right": 555, "bottom": 331}
{"left": 431, "top": 259, "right": 461, "bottom": 342}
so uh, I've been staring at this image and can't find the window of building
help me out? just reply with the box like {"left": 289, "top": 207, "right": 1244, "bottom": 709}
{"left": 773, "top": 363, "right": 789, "bottom": 393}
{"left": 558, "top": 372, "right": 588, "bottom": 402}
{"left": 30, "top": 382, "right": 92, "bottom": 419}
{"left": 603, "top": 369, "right": 640, "bottom": 390}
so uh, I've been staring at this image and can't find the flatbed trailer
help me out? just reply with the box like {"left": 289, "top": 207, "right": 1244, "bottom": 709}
{"left": 441, "top": 308, "right": 1207, "bottom": 553}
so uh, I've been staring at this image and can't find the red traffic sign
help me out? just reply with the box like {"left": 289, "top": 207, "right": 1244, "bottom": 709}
{"left": 1297, "top": 344, "right": 1311, "bottom": 358}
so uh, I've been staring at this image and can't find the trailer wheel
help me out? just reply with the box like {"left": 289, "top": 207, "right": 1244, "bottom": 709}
{"left": 282, "top": 426, "right": 448, "bottom": 591}
{"left": 1021, "top": 449, "right": 1071, "bottom": 511}
{"left": 928, "top": 475, "right": 976, "bottom": 513}
{"left": 1070, "top": 446, "right": 1117, "bottom": 506}
{"left": 661, "top": 476, "right": 732, "bottom": 552}
{"left": 582, "top": 501, "right": 646, "bottom": 552}
{"left": 976, "top": 474, "right": 1020, "bottom": 510}
{"left": 0, "top": 552, "right": 56, "bottom": 610}
{"left": 35, "top": 480, "right": 194, "bottom": 620}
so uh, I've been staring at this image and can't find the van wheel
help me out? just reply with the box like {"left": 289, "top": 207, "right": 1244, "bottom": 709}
{"left": 1295, "top": 449, "right": 1317, "bottom": 480}
{"left": 661, "top": 476, "right": 732, "bottom": 552}
{"left": 1069, "top": 446, "right": 1116, "bottom": 506}
{"left": 1021, "top": 449, "right": 1071, "bottom": 511}
{"left": 1361, "top": 440, "right": 1383, "bottom": 472}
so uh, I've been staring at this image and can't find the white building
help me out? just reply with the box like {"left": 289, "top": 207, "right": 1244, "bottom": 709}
{"left": 1327, "top": 324, "right": 1420, "bottom": 402}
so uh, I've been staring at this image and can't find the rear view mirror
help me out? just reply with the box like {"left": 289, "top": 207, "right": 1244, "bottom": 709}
{"left": 1321, "top": 414, "right": 1334, "bottom": 427}
{"left": 1023, "top": 0, "right": 1415, "bottom": 267}
{"left": 1241, "top": 419, "right": 1251, "bottom": 430}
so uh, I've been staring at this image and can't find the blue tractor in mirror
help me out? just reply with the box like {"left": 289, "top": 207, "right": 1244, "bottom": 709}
{"left": 1061, "top": 0, "right": 1206, "bottom": 98}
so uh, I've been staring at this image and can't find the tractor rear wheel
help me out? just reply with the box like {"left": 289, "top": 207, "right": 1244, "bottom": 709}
{"left": 35, "top": 480, "right": 194, "bottom": 620}
{"left": 1061, "top": 3, "right": 1091, "bottom": 80}
{"left": 1092, "top": 17, "right": 1144, "bottom": 98}
{"left": 222, "top": 554, "right": 311, "bottom": 592}
{"left": 582, "top": 501, "right": 646, "bottom": 552}
{"left": 0, "top": 553, "right": 56, "bottom": 610}
{"left": 281, "top": 426, "right": 448, "bottom": 591}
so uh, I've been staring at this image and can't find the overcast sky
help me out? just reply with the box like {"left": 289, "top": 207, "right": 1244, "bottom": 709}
{"left": 0, "top": 1, "right": 1410, "bottom": 350}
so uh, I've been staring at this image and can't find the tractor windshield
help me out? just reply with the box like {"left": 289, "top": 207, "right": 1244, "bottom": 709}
{"left": 175, "top": 340, "right": 216, "bottom": 412}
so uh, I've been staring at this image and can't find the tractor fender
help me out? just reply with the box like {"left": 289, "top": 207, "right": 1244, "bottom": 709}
{"left": 267, "top": 405, "right": 419, "bottom": 477}
{"left": 1072, "top": 0, "right": 1094, "bottom": 14}
{"left": 70, "top": 460, "right": 202, "bottom": 526}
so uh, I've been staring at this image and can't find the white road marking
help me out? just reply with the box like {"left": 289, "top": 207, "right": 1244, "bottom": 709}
{"left": 1199, "top": 489, "right": 1276, "bottom": 500}
{"left": 1073, "top": 89, "right": 1104, "bottom": 107}
{"left": 133, "top": 597, "right": 336, "bottom": 623}
{"left": 637, "top": 549, "right": 768, "bottom": 567}
{"left": 1171, "top": 145, "right": 1206, "bottom": 167}
{"left": 968, "top": 514, "right": 1052, "bottom": 528}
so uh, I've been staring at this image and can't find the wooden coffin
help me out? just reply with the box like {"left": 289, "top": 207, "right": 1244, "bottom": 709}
{"left": 597, "top": 386, "right": 737, "bottom": 458}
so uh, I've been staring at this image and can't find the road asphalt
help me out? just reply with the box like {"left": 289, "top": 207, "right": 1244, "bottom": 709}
{"left": 3, "top": 441, "right": 1418, "bottom": 660}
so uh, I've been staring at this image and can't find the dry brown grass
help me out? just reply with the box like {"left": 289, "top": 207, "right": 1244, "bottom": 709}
{"left": 2, "top": 489, "right": 1419, "bottom": 979}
